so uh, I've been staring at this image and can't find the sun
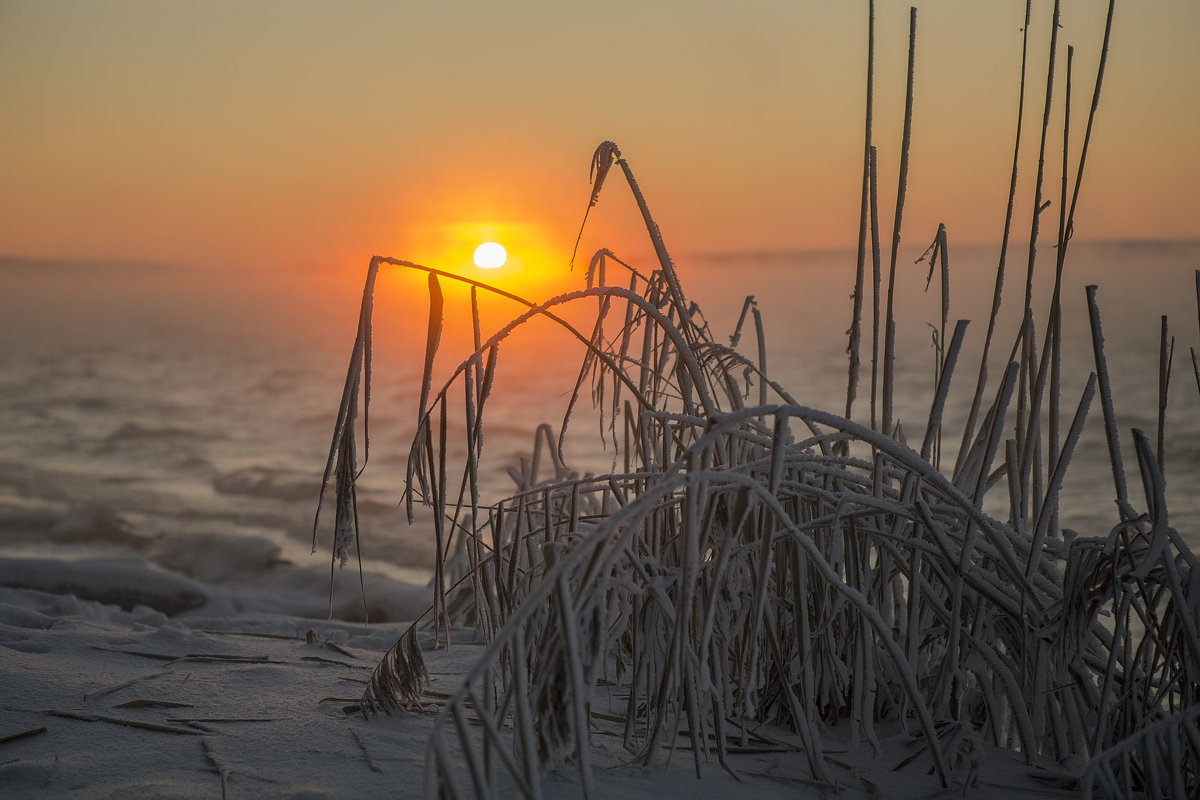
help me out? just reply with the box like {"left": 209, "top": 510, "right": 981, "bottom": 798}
{"left": 473, "top": 241, "right": 507, "bottom": 269}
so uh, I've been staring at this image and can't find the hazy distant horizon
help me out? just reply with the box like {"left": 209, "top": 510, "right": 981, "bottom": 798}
{"left": 4, "top": 234, "right": 1200, "bottom": 276}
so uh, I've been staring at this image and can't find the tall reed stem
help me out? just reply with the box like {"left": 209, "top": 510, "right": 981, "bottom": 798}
{"left": 845, "top": 0, "right": 875, "bottom": 422}
{"left": 882, "top": 6, "right": 917, "bottom": 437}
{"left": 869, "top": 145, "right": 882, "bottom": 432}
{"left": 1086, "top": 285, "right": 1132, "bottom": 519}
{"left": 954, "top": 0, "right": 1032, "bottom": 482}
{"left": 1158, "top": 315, "right": 1173, "bottom": 473}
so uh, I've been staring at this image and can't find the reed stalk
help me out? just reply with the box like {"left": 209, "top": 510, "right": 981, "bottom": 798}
{"left": 882, "top": 6, "right": 918, "bottom": 439}
{"left": 869, "top": 145, "right": 882, "bottom": 432}
{"left": 845, "top": 0, "right": 876, "bottom": 423}
{"left": 953, "top": 0, "right": 1033, "bottom": 484}
{"left": 1158, "top": 315, "right": 1173, "bottom": 472}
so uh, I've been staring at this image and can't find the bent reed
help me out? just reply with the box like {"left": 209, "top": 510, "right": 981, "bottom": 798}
{"left": 314, "top": 2, "right": 1198, "bottom": 798}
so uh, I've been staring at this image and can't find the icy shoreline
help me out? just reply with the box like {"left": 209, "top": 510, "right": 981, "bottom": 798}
{"left": 0, "top": 585, "right": 1080, "bottom": 799}
{"left": 0, "top": 502, "right": 432, "bottom": 625}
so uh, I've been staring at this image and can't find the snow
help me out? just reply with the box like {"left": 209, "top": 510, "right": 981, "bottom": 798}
{"left": 0, "top": 579, "right": 1081, "bottom": 799}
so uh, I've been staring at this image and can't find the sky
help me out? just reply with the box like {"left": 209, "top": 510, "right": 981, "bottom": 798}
{"left": 1, "top": 0, "right": 1197, "bottom": 278}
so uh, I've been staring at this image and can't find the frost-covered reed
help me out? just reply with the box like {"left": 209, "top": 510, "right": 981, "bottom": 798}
{"left": 315, "top": 2, "right": 1198, "bottom": 797}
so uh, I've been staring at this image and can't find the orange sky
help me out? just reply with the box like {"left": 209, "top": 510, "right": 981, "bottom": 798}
{"left": 1, "top": 0, "right": 1197, "bottom": 279}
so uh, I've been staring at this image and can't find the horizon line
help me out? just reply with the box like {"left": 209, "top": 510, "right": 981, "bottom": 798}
{"left": 3, "top": 236, "right": 1199, "bottom": 273}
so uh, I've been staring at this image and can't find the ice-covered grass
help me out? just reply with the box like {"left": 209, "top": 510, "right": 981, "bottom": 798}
{"left": 314, "top": 2, "right": 1198, "bottom": 798}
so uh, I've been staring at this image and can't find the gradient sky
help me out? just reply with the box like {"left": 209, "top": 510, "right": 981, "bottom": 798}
{"left": 1, "top": 0, "right": 1197, "bottom": 275}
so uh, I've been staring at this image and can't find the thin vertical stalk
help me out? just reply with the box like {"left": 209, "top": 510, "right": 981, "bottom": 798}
{"left": 1032, "top": 373, "right": 1095, "bottom": 547}
{"left": 1046, "top": 46, "right": 1074, "bottom": 539}
{"left": 919, "top": 224, "right": 950, "bottom": 467}
{"left": 920, "top": 319, "right": 969, "bottom": 463}
{"left": 1086, "top": 285, "right": 1133, "bottom": 519}
{"left": 1033, "top": 44, "right": 1073, "bottom": 540}
{"left": 1014, "top": 0, "right": 1062, "bottom": 534}
{"left": 1064, "top": 0, "right": 1116, "bottom": 246}
{"left": 754, "top": 304, "right": 768, "bottom": 409}
{"left": 955, "top": 0, "right": 1033, "bottom": 482}
{"left": 869, "top": 145, "right": 883, "bottom": 432}
{"left": 846, "top": 0, "right": 876, "bottom": 422}
{"left": 1021, "top": 0, "right": 1062, "bottom": 325}
{"left": 882, "top": 6, "right": 918, "bottom": 438}
{"left": 1158, "top": 315, "right": 1173, "bottom": 473}
{"left": 1013, "top": 0, "right": 1061, "bottom": 511}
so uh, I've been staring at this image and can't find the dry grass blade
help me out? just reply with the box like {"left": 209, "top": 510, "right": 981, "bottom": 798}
{"left": 313, "top": 259, "right": 379, "bottom": 551}
{"left": 360, "top": 626, "right": 430, "bottom": 716}
{"left": 570, "top": 142, "right": 621, "bottom": 268}
{"left": 419, "top": 272, "right": 445, "bottom": 425}
{"left": 0, "top": 727, "right": 47, "bottom": 747}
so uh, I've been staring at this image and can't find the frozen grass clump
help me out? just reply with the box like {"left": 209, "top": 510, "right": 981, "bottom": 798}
{"left": 314, "top": 3, "right": 1198, "bottom": 798}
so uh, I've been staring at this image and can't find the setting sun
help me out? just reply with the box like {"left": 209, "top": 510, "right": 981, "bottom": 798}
{"left": 389, "top": 219, "right": 577, "bottom": 300}
{"left": 473, "top": 241, "right": 507, "bottom": 269}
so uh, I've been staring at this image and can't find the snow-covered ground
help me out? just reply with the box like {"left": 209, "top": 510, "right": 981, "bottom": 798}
{"left": 0, "top": 565, "right": 1080, "bottom": 799}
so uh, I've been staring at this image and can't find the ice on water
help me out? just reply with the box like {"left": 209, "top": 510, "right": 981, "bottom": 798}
{"left": 2, "top": 242, "right": 1199, "bottom": 623}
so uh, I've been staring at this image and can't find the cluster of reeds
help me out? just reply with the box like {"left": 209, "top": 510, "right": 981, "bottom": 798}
{"left": 314, "top": 2, "right": 1198, "bottom": 797}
